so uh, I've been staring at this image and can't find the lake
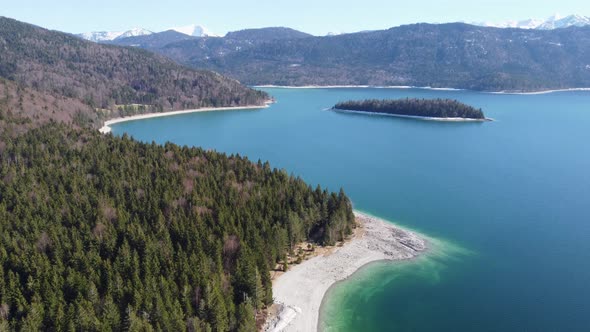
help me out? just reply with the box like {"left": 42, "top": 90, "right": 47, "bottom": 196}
{"left": 112, "top": 87, "right": 590, "bottom": 331}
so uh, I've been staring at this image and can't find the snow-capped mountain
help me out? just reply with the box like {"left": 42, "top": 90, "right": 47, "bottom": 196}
{"left": 476, "top": 18, "right": 545, "bottom": 29}
{"left": 78, "top": 24, "right": 217, "bottom": 42}
{"left": 473, "top": 14, "right": 590, "bottom": 30}
{"left": 77, "top": 28, "right": 153, "bottom": 42}
{"left": 169, "top": 24, "right": 218, "bottom": 37}
{"left": 78, "top": 31, "right": 125, "bottom": 42}
{"left": 115, "top": 28, "right": 154, "bottom": 40}
{"left": 537, "top": 14, "right": 590, "bottom": 29}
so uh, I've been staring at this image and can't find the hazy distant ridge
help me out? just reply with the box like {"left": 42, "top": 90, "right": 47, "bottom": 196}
{"left": 472, "top": 14, "right": 590, "bottom": 30}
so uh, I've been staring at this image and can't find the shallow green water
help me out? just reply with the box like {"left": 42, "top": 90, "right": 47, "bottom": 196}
{"left": 112, "top": 87, "right": 590, "bottom": 331}
{"left": 320, "top": 229, "right": 472, "bottom": 332}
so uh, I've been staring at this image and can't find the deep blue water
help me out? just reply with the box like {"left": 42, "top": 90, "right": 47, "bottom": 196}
{"left": 112, "top": 88, "right": 590, "bottom": 331}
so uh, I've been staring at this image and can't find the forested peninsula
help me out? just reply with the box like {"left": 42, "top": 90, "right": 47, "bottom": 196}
{"left": 0, "top": 17, "right": 356, "bottom": 331}
{"left": 333, "top": 98, "right": 488, "bottom": 120}
{"left": 0, "top": 118, "right": 355, "bottom": 331}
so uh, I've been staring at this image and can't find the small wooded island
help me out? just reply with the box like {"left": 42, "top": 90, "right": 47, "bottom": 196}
{"left": 332, "top": 98, "right": 490, "bottom": 121}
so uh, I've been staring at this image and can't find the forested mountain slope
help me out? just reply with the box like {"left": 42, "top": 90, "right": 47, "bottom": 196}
{"left": 0, "top": 78, "right": 96, "bottom": 135}
{"left": 0, "top": 16, "right": 268, "bottom": 129}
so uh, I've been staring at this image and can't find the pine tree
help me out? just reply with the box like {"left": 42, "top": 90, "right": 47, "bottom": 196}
{"left": 235, "top": 300, "right": 256, "bottom": 332}
{"left": 21, "top": 295, "right": 44, "bottom": 331}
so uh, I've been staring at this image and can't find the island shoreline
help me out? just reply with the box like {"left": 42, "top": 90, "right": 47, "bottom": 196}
{"left": 263, "top": 211, "right": 428, "bottom": 332}
{"left": 330, "top": 108, "right": 493, "bottom": 122}
{"left": 99, "top": 103, "right": 271, "bottom": 134}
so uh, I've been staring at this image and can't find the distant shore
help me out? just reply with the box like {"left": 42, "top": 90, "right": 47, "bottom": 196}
{"left": 254, "top": 85, "right": 464, "bottom": 91}
{"left": 99, "top": 104, "right": 270, "bottom": 134}
{"left": 330, "top": 108, "right": 493, "bottom": 122}
{"left": 254, "top": 85, "right": 590, "bottom": 94}
{"left": 489, "top": 88, "right": 590, "bottom": 95}
{"left": 263, "top": 211, "right": 427, "bottom": 332}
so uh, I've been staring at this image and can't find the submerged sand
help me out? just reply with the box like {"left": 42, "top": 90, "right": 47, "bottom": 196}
{"left": 263, "top": 211, "right": 427, "bottom": 332}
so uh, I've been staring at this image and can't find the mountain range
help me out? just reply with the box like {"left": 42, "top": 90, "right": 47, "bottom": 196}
{"left": 78, "top": 24, "right": 217, "bottom": 42}
{"left": 31, "top": 14, "right": 590, "bottom": 94}
{"left": 79, "top": 13, "right": 590, "bottom": 43}
{"left": 103, "top": 23, "right": 590, "bottom": 91}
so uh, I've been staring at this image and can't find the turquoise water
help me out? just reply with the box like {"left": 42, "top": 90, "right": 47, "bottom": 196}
{"left": 112, "top": 88, "right": 590, "bottom": 331}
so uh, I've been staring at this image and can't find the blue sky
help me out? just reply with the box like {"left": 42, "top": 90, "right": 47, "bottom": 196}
{"left": 2, "top": 0, "right": 588, "bottom": 35}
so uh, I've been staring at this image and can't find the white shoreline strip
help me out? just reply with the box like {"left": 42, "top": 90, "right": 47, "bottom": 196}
{"left": 254, "top": 85, "right": 590, "bottom": 94}
{"left": 253, "top": 85, "right": 463, "bottom": 91}
{"left": 264, "top": 211, "right": 427, "bottom": 332}
{"left": 488, "top": 88, "right": 590, "bottom": 95}
{"left": 98, "top": 104, "right": 270, "bottom": 134}
{"left": 331, "top": 108, "right": 493, "bottom": 122}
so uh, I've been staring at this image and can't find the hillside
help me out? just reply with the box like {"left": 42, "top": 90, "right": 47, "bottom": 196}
{"left": 132, "top": 23, "right": 590, "bottom": 91}
{"left": 0, "top": 78, "right": 97, "bottom": 135}
{"left": 0, "top": 16, "right": 268, "bottom": 129}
